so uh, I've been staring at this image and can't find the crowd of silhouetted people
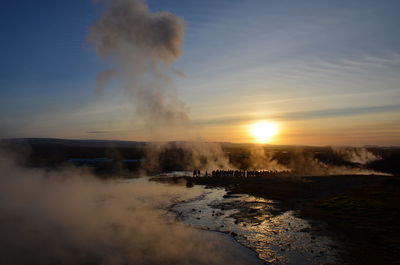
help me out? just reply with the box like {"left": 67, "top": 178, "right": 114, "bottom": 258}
{"left": 192, "top": 169, "right": 292, "bottom": 178}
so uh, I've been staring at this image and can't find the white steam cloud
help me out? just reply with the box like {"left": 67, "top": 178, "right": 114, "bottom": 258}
{"left": 247, "top": 146, "right": 288, "bottom": 171}
{"left": 88, "top": 0, "right": 237, "bottom": 172}
{"left": 87, "top": 1, "right": 385, "bottom": 176}
{"left": 288, "top": 149, "right": 385, "bottom": 176}
{"left": 0, "top": 150, "right": 261, "bottom": 265}
{"left": 88, "top": 0, "right": 189, "bottom": 125}
{"left": 142, "top": 141, "right": 234, "bottom": 173}
{"left": 332, "top": 146, "right": 381, "bottom": 165}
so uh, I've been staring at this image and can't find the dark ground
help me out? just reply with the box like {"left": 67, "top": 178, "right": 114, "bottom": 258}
{"left": 2, "top": 138, "right": 400, "bottom": 264}
{"left": 167, "top": 174, "right": 400, "bottom": 265}
{"left": 2, "top": 138, "right": 400, "bottom": 175}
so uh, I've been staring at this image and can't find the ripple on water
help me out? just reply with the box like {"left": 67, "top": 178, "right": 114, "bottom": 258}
{"left": 171, "top": 187, "right": 340, "bottom": 265}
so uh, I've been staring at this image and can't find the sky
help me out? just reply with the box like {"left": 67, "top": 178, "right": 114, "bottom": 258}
{"left": 0, "top": 0, "right": 399, "bottom": 146}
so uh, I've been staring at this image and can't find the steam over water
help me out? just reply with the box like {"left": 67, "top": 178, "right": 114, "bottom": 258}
{"left": 0, "top": 152, "right": 262, "bottom": 265}
{"left": 0, "top": 0, "right": 387, "bottom": 264}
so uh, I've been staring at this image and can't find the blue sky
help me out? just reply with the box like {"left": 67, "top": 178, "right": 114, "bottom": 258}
{"left": 1, "top": 0, "right": 399, "bottom": 145}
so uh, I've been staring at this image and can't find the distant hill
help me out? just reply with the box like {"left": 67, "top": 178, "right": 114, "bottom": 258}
{"left": 1, "top": 138, "right": 399, "bottom": 175}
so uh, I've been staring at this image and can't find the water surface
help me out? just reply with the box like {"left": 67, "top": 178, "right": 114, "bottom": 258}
{"left": 171, "top": 186, "right": 339, "bottom": 265}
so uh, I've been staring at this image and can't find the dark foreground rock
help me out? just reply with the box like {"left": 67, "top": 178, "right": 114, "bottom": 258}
{"left": 152, "top": 174, "right": 400, "bottom": 265}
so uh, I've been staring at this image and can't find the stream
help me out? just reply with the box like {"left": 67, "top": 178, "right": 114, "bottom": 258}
{"left": 170, "top": 186, "right": 340, "bottom": 265}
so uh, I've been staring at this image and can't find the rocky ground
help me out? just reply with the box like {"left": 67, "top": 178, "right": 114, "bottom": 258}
{"left": 152, "top": 174, "right": 400, "bottom": 265}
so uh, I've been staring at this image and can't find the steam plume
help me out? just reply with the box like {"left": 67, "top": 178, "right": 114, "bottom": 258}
{"left": 332, "top": 146, "right": 381, "bottom": 165}
{"left": 247, "top": 146, "right": 288, "bottom": 171}
{"left": 88, "top": 0, "right": 189, "bottom": 125}
{"left": 142, "top": 141, "right": 234, "bottom": 174}
{"left": 88, "top": 0, "right": 237, "bottom": 172}
{"left": 287, "top": 148, "right": 385, "bottom": 176}
{"left": 0, "top": 150, "right": 261, "bottom": 265}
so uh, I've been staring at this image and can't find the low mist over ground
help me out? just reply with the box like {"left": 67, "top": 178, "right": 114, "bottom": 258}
{"left": 1, "top": 138, "right": 399, "bottom": 265}
{"left": 0, "top": 148, "right": 263, "bottom": 265}
{"left": 1, "top": 138, "right": 398, "bottom": 176}
{"left": 1, "top": 0, "right": 399, "bottom": 264}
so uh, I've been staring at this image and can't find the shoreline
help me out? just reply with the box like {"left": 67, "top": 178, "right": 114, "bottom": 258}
{"left": 152, "top": 174, "right": 400, "bottom": 265}
{"left": 165, "top": 187, "right": 266, "bottom": 265}
{"left": 165, "top": 182, "right": 339, "bottom": 265}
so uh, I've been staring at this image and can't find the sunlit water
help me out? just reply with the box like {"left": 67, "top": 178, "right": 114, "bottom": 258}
{"left": 170, "top": 186, "right": 340, "bottom": 265}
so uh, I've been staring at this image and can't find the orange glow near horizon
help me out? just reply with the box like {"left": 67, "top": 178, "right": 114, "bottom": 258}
{"left": 249, "top": 121, "right": 279, "bottom": 143}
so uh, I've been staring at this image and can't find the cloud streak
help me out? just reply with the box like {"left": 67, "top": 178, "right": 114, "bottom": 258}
{"left": 193, "top": 104, "right": 400, "bottom": 126}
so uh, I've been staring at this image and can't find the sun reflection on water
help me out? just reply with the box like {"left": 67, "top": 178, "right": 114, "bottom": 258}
{"left": 172, "top": 187, "right": 339, "bottom": 265}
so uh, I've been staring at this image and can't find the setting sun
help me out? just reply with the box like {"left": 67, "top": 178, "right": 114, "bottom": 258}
{"left": 249, "top": 121, "right": 279, "bottom": 143}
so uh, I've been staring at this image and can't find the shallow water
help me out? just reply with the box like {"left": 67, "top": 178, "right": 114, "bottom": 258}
{"left": 171, "top": 187, "right": 339, "bottom": 265}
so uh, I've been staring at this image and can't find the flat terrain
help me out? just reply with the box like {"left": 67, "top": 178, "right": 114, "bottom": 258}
{"left": 154, "top": 174, "right": 400, "bottom": 265}
{"left": 3, "top": 139, "right": 400, "bottom": 264}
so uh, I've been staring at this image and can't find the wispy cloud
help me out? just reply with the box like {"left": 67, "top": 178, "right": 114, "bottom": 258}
{"left": 278, "top": 104, "right": 400, "bottom": 121}
{"left": 194, "top": 104, "right": 400, "bottom": 126}
{"left": 86, "top": 130, "right": 111, "bottom": 134}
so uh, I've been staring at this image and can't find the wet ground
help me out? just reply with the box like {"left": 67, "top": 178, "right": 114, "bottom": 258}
{"left": 153, "top": 174, "right": 400, "bottom": 265}
{"left": 170, "top": 187, "right": 339, "bottom": 265}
